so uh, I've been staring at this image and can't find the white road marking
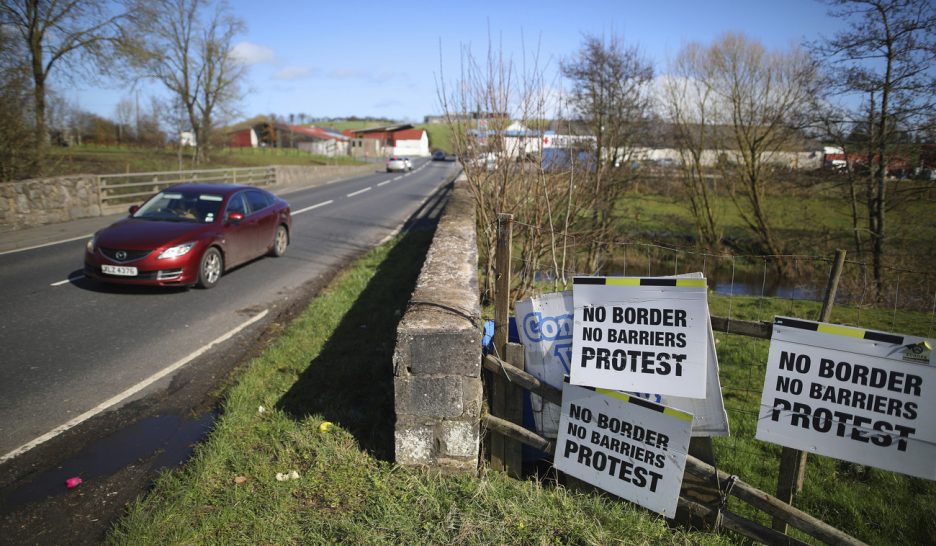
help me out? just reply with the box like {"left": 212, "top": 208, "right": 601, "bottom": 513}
{"left": 377, "top": 180, "right": 391, "bottom": 187}
{"left": 0, "top": 234, "right": 93, "bottom": 257}
{"left": 51, "top": 275, "right": 83, "bottom": 287}
{"left": 293, "top": 200, "right": 334, "bottom": 215}
{"left": 347, "top": 187, "right": 372, "bottom": 198}
{"left": 393, "top": 176, "right": 402, "bottom": 181}
{"left": 0, "top": 309, "right": 269, "bottom": 464}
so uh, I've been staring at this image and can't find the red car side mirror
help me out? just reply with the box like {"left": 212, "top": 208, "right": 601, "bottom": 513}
{"left": 128, "top": 205, "right": 140, "bottom": 216}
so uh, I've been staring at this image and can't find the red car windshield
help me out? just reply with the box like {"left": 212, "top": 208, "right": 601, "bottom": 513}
{"left": 134, "top": 191, "right": 224, "bottom": 223}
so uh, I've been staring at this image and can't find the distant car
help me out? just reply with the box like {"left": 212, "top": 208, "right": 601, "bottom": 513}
{"left": 386, "top": 156, "right": 410, "bottom": 172}
{"left": 468, "top": 152, "right": 498, "bottom": 171}
{"left": 84, "top": 183, "right": 291, "bottom": 289}
{"left": 432, "top": 150, "right": 446, "bottom": 161}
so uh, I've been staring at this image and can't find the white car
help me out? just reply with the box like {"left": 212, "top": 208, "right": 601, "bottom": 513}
{"left": 386, "top": 156, "right": 411, "bottom": 172}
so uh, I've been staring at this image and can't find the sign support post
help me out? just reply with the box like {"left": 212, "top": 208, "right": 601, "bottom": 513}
{"left": 772, "top": 249, "right": 846, "bottom": 532}
{"left": 491, "top": 213, "right": 518, "bottom": 474}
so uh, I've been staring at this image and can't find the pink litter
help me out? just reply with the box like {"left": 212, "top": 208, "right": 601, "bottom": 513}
{"left": 66, "top": 477, "right": 83, "bottom": 489}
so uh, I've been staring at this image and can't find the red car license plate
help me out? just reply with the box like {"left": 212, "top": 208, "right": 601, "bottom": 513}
{"left": 102, "top": 265, "right": 138, "bottom": 276}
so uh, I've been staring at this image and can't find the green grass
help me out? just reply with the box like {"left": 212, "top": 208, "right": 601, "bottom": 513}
{"left": 106, "top": 228, "right": 731, "bottom": 545}
{"left": 316, "top": 119, "right": 398, "bottom": 132}
{"left": 418, "top": 123, "right": 454, "bottom": 153}
{"left": 43, "top": 144, "right": 363, "bottom": 177}
{"left": 614, "top": 180, "right": 936, "bottom": 274}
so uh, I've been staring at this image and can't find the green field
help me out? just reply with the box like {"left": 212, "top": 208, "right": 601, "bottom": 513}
{"left": 418, "top": 123, "right": 454, "bottom": 152}
{"left": 41, "top": 144, "right": 363, "bottom": 178}
{"left": 613, "top": 177, "right": 936, "bottom": 271}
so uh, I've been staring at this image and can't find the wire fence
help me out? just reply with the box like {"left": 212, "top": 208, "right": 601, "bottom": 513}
{"left": 495, "top": 218, "right": 936, "bottom": 537}
{"left": 503, "top": 220, "right": 936, "bottom": 332}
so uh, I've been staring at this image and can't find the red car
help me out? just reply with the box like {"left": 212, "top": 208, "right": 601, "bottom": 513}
{"left": 84, "top": 183, "right": 292, "bottom": 289}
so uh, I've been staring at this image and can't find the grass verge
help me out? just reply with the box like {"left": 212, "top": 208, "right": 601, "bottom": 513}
{"left": 105, "top": 228, "right": 730, "bottom": 545}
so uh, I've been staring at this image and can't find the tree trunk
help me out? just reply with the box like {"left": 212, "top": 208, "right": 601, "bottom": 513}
{"left": 846, "top": 171, "right": 862, "bottom": 255}
{"left": 29, "top": 22, "right": 47, "bottom": 175}
{"left": 31, "top": 76, "right": 46, "bottom": 174}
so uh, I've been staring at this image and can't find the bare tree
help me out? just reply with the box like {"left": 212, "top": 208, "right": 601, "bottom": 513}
{"left": 0, "top": 27, "right": 36, "bottom": 181}
{"left": 811, "top": 100, "right": 866, "bottom": 255}
{"left": 0, "top": 0, "right": 124, "bottom": 173}
{"left": 813, "top": 0, "right": 936, "bottom": 295}
{"left": 122, "top": 0, "right": 246, "bottom": 163}
{"left": 663, "top": 44, "right": 724, "bottom": 251}
{"left": 437, "top": 32, "right": 605, "bottom": 301}
{"left": 560, "top": 34, "right": 654, "bottom": 271}
{"left": 438, "top": 37, "right": 542, "bottom": 300}
{"left": 114, "top": 96, "right": 135, "bottom": 143}
{"left": 672, "top": 33, "right": 817, "bottom": 274}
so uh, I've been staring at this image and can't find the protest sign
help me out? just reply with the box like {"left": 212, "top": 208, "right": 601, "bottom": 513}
{"left": 757, "top": 317, "right": 936, "bottom": 480}
{"left": 516, "top": 285, "right": 728, "bottom": 437}
{"left": 554, "top": 382, "right": 692, "bottom": 517}
{"left": 570, "top": 277, "right": 709, "bottom": 398}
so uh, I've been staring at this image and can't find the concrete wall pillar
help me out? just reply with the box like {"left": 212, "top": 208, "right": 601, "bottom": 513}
{"left": 393, "top": 176, "right": 482, "bottom": 474}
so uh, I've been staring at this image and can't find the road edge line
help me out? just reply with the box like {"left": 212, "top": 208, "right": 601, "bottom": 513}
{"left": 0, "top": 309, "right": 269, "bottom": 464}
{"left": 0, "top": 234, "right": 93, "bottom": 257}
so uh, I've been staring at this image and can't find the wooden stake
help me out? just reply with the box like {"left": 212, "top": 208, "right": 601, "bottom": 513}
{"left": 773, "top": 249, "right": 847, "bottom": 532}
{"left": 490, "top": 213, "right": 513, "bottom": 473}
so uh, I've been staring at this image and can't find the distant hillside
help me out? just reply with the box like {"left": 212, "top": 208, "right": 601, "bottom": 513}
{"left": 315, "top": 119, "right": 399, "bottom": 131}
{"left": 418, "top": 124, "right": 453, "bottom": 152}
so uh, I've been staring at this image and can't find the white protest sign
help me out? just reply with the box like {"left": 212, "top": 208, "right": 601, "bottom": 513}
{"left": 516, "top": 286, "right": 729, "bottom": 437}
{"left": 571, "top": 277, "right": 709, "bottom": 398}
{"left": 554, "top": 382, "right": 692, "bottom": 517}
{"left": 757, "top": 316, "right": 936, "bottom": 480}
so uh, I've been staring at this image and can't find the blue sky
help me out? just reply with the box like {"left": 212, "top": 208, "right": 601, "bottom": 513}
{"left": 72, "top": 0, "right": 847, "bottom": 124}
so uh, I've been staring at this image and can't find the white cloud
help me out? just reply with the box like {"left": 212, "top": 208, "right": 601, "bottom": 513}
{"left": 231, "top": 42, "right": 276, "bottom": 65}
{"left": 328, "top": 68, "right": 399, "bottom": 83}
{"left": 273, "top": 66, "right": 316, "bottom": 80}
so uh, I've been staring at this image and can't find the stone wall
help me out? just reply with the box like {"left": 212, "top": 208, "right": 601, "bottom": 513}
{"left": 0, "top": 176, "right": 101, "bottom": 231}
{"left": 0, "top": 164, "right": 376, "bottom": 231}
{"left": 393, "top": 176, "right": 482, "bottom": 474}
{"left": 271, "top": 164, "right": 374, "bottom": 189}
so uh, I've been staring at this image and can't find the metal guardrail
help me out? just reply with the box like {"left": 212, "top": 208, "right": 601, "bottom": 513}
{"left": 98, "top": 167, "right": 276, "bottom": 207}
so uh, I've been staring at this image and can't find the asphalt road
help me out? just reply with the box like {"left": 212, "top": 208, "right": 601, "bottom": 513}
{"left": 0, "top": 158, "right": 458, "bottom": 460}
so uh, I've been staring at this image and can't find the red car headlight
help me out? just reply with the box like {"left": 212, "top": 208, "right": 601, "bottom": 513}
{"left": 158, "top": 242, "right": 196, "bottom": 260}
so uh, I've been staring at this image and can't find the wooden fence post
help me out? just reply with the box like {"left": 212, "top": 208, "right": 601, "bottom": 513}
{"left": 490, "top": 343, "right": 525, "bottom": 478}
{"left": 677, "top": 437, "right": 721, "bottom": 530}
{"left": 490, "top": 213, "right": 515, "bottom": 474}
{"left": 773, "top": 249, "right": 847, "bottom": 533}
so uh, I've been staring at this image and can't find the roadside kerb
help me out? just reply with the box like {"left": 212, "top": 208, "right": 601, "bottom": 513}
{"left": 393, "top": 175, "right": 483, "bottom": 474}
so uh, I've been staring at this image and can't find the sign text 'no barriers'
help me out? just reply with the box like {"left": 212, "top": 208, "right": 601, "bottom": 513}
{"left": 570, "top": 277, "right": 709, "bottom": 398}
